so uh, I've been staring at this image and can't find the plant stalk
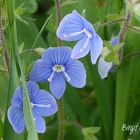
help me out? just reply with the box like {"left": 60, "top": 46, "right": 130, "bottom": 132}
{"left": 55, "top": 0, "right": 65, "bottom": 140}
{"left": 5, "top": 0, "right": 38, "bottom": 139}
{"left": 114, "top": 0, "right": 132, "bottom": 140}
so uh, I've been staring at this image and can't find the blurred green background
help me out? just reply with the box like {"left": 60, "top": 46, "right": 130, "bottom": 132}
{"left": 1, "top": 0, "right": 140, "bottom": 140}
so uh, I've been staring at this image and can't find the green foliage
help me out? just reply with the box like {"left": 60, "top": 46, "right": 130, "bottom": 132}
{"left": 82, "top": 127, "right": 100, "bottom": 140}
{"left": 106, "top": 13, "right": 123, "bottom": 21}
{"left": 1, "top": 0, "right": 140, "bottom": 140}
{"left": 103, "top": 41, "right": 124, "bottom": 65}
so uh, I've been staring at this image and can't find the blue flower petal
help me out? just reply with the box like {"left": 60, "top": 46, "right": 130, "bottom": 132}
{"left": 32, "top": 89, "right": 58, "bottom": 116}
{"left": 90, "top": 34, "right": 103, "bottom": 64}
{"left": 72, "top": 10, "right": 95, "bottom": 32}
{"left": 111, "top": 36, "right": 119, "bottom": 46}
{"left": 8, "top": 106, "right": 25, "bottom": 134}
{"left": 98, "top": 57, "right": 112, "bottom": 79}
{"left": 11, "top": 87, "right": 23, "bottom": 107}
{"left": 50, "top": 74, "right": 66, "bottom": 99}
{"left": 42, "top": 47, "right": 72, "bottom": 65}
{"left": 27, "top": 81, "right": 40, "bottom": 99}
{"left": 66, "top": 60, "right": 86, "bottom": 88}
{"left": 57, "top": 10, "right": 85, "bottom": 41}
{"left": 29, "top": 59, "right": 52, "bottom": 82}
{"left": 11, "top": 81, "right": 39, "bottom": 106}
{"left": 71, "top": 36, "right": 90, "bottom": 59}
{"left": 33, "top": 114, "right": 46, "bottom": 133}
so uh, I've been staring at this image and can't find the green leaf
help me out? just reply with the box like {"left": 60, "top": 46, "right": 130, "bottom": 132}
{"left": 103, "top": 41, "right": 113, "bottom": 50}
{"left": 82, "top": 127, "right": 100, "bottom": 135}
{"left": 18, "top": 42, "right": 24, "bottom": 54}
{"left": 103, "top": 41, "right": 123, "bottom": 64}
{"left": 5, "top": 0, "right": 39, "bottom": 139}
{"left": 101, "top": 47, "right": 111, "bottom": 58}
{"left": 15, "top": 3, "right": 25, "bottom": 16}
{"left": 82, "top": 127, "right": 100, "bottom": 140}
{"left": 3, "top": 52, "right": 24, "bottom": 140}
{"left": 112, "top": 43, "right": 124, "bottom": 53}
{"left": 114, "top": 54, "right": 120, "bottom": 65}
{"left": 105, "top": 53, "right": 114, "bottom": 62}
{"left": 24, "top": 0, "right": 37, "bottom": 13}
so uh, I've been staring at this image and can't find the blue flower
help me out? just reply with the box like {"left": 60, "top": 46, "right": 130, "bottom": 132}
{"left": 56, "top": 10, "right": 103, "bottom": 64}
{"left": 8, "top": 81, "right": 58, "bottom": 134}
{"left": 98, "top": 36, "right": 119, "bottom": 79}
{"left": 29, "top": 47, "right": 86, "bottom": 99}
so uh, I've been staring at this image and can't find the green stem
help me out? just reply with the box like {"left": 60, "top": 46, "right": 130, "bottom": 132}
{"left": 31, "top": 15, "right": 52, "bottom": 50}
{"left": 122, "top": 51, "right": 140, "bottom": 61}
{"left": 118, "top": 0, "right": 132, "bottom": 62}
{"left": 5, "top": 0, "right": 38, "bottom": 139}
{"left": 118, "top": 9, "right": 131, "bottom": 42}
{"left": 0, "top": 3, "right": 9, "bottom": 71}
{"left": 129, "top": 26, "right": 140, "bottom": 33}
{"left": 55, "top": 0, "right": 65, "bottom": 140}
{"left": 101, "top": 18, "right": 125, "bottom": 27}
{"left": 57, "top": 99, "right": 65, "bottom": 140}
{"left": 55, "top": 0, "right": 63, "bottom": 46}
{"left": 114, "top": 1, "right": 132, "bottom": 140}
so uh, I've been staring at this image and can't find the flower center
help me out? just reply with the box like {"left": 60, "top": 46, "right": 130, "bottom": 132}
{"left": 48, "top": 65, "right": 71, "bottom": 82}
{"left": 53, "top": 65, "right": 65, "bottom": 72}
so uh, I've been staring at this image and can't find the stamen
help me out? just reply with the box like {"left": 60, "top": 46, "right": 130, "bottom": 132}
{"left": 31, "top": 102, "right": 51, "bottom": 108}
{"left": 48, "top": 70, "right": 55, "bottom": 82}
{"left": 80, "top": 37, "right": 90, "bottom": 53}
{"left": 49, "top": 65, "right": 71, "bottom": 82}
{"left": 63, "top": 28, "right": 92, "bottom": 39}
{"left": 63, "top": 29, "right": 85, "bottom": 38}
{"left": 63, "top": 71, "right": 71, "bottom": 82}
{"left": 84, "top": 28, "right": 92, "bottom": 38}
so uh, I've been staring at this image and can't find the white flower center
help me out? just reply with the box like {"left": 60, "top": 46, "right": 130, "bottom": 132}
{"left": 48, "top": 65, "right": 71, "bottom": 82}
{"left": 53, "top": 65, "right": 65, "bottom": 72}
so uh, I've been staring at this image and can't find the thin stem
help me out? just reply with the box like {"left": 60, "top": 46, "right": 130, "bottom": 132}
{"left": 31, "top": 15, "right": 52, "bottom": 50}
{"left": 57, "top": 99, "right": 65, "bottom": 140}
{"left": 55, "top": 0, "right": 65, "bottom": 140}
{"left": 0, "top": 69, "right": 8, "bottom": 73}
{"left": 129, "top": 26, "right": 140, "bottom": 33}
{"left": 5, "top": 0, "right": 38, "bottom": 139}
{"left": 118, "top": 0, "right": 132, "bottom": 61}
{"left": 100, "top": 18, "right": 125, "bottom": 27}
{"left": 118, "top": 13, "right": 131, "bottom": 42}
{"left": 55, "top": 0, "right": 63, "bottom": 46}
{"left": 0, "top": 7, "right": 9, "bottom": 71}
{"left": 114, "top": 1, "right": 132, "bottom": 140}
{"left": 122, "top": 51, "right": 140, "bottom": 61}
